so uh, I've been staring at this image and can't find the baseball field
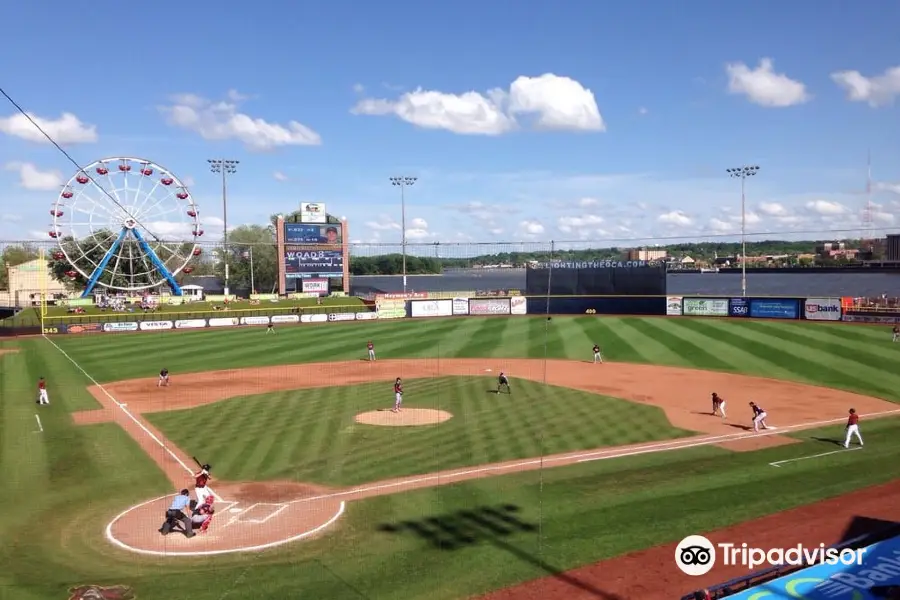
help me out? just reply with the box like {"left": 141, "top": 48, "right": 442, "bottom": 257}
{"left": 2, "top": 314, "right": 900, "bottom": 600}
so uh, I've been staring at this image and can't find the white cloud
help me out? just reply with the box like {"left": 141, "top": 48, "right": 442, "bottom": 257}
{"left": 1, "top": 213, "right": 23, "bottom": 222}
{"left": 352, "top": 83, "right": 365, "bottom": 94}
{"left": 159, "top": 92, "right": 321, "bottom": 151}
{"left": 0, "top": 112, "right": 97, "bottom": 144}
{"left": 406, "top": 217, "right": 431, "bottom": 240}
{"left": 576, "top": 197, "right": 601, "bottom": 208}
{"left": 831, "top": 65, "right": 900, "bottom": 107}
{"left": 805, "top": 199, "right": 846, "bottom": 216}
{"left": 758, "top": 202, "right": 788, "bottom": 216}
{"left": 557, "top": 214, "right": 604, "bottom": 233}
{"left": 4, "top": 161, "right": 64, "bottom": 191}
{"left": 725, "top": 58, "right": 810, "bottom": 107}
{"left": 365, "top": 215, "right": 401, "bottom": 231}
{"left": 273, "top": 171, "right": 288, "bottom": 182}
{"left": 351, "top": 73, "right": 604, "bottom": 135}
{"left": 708, "top": 218, "right": 733, "bottom": 233}
{"left": 519, "top": 219, "right": 545, "bottom": 236}
{"left": 658, "top": 210, "right": 692, "bottom": 227}
{"left": 876, "top": 182, "right": 900, "bottom": 195}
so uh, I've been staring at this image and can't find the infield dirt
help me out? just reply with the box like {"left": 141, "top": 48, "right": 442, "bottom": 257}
{"left": 71, "top": 359, "right": 898, "bottom": 588}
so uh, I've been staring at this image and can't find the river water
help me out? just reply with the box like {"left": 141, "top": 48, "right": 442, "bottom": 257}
{"left": 351, "top": 270, "right": 900, "bottom": 297}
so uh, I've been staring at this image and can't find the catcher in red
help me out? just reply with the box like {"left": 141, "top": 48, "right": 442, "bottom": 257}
{"left": 190, "top": 496, "right": 216, "bottom": 533}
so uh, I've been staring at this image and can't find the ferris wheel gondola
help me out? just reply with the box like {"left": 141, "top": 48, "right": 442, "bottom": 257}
{"left": 50, "top": 157, "right": 202, "bottom": 297}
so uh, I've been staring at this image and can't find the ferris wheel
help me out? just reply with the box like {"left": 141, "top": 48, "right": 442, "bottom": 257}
{"left": 48, "top": 157, "right": 204, "bottom": 298}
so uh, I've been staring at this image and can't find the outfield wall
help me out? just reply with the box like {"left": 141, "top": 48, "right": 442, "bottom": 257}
{"left": 1, "top": 293, "right": 878, "bottom": 338}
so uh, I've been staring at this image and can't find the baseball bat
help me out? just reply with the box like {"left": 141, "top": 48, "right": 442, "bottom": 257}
{"left": 192, "top": 456, "right": 203, "bottom": 468}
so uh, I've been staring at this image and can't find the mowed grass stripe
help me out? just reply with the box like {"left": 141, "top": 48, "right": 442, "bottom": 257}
{"left": 453, "top": 318, "right": 511, "bottom": 357}
{"left": 688, "top": 319, "right": 894, "bottom": 397}
{"left": 663, "top": 319, "right": 798, "bottom": 380}
{"left": 625, "top": 318, "right": 733, "bottom": 371}
{"left": 147, "top": 377, "right": 691, "bottom": 486}
{"left": 752, "top": 321, "right": 900, "bottom": 382}
{"left": 583, "top": 317, "right": 671, "bottom": 365}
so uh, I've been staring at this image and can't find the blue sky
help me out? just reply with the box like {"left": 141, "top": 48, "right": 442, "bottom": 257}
{"left": 1, "top": 0, "right": 899, "bottom": 255}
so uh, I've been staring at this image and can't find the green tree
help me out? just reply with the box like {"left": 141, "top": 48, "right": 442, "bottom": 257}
{"left": 0, "top": 243, "right": 39, "bottom": 288}
{"left": 217, "top": 225, "right": 278, "bottom": 293}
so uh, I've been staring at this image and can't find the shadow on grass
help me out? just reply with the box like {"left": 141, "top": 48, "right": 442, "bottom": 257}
{"left": 810, "top": 436, "right": 844, "bottom": 447}
{"left": 377, "top": 504, "right": 625, "bottom": 599}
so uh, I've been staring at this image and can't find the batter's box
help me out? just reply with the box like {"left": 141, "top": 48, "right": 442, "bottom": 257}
{"left": 233, "top": 502, "right": 289, "bottom": 524}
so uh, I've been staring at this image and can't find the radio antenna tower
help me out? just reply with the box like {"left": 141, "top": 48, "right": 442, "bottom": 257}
{"left": 861, "top": 150, "right": 874, "bottom": 247}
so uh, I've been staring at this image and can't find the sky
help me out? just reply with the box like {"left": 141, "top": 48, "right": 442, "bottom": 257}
{"left": 1, "top": 0, "right": 899, "bottom": 257}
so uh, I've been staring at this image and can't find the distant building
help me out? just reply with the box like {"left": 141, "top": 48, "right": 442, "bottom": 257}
{"left": 627, "top": 248, "right": 667, "bottom": 261}
{"left": 1, "top": 258, "right": 71, "bottom": 307}
{"left": 815, "top": 242, "right": 858, "bottom": 260}
{"left": 886, "top": 235, "right": 900, "bottom": 262}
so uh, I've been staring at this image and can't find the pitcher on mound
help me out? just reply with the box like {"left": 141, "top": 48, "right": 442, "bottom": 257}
{"left": 392, "top": 378, "right": 403, "bottom": 412}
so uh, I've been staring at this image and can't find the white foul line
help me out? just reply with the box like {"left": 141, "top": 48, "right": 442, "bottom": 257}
{"left": 34, "top": 414, "right": 43, "bottom": 433}
{"left": 770, "top": 447, "right": 863, "bottom": 467}
{"left": 42, "top": 335, "right": 223, "bottom": 500}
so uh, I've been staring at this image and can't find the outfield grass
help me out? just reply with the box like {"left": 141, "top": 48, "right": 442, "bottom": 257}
{"left": 2, "top": 316, "right": 899, "bottom": 600}
{"left": 2, "top": 296, "right": 366, "bottom": 327}
{"left": 145, "top": 376, "right": 693, "bottom": 486}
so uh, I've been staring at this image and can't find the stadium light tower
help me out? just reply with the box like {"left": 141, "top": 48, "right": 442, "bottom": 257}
{"left": 390, "top": 176, "right": 417, "bottom": 293}
{"left": 726, "top": 165, "right": 760, "bottom": 297}
{"left": 208, "top": 159, "right": 239, "bottom": 296}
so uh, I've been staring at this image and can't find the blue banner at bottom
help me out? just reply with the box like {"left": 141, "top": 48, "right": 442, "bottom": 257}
{"left": 726, "top": 535, "right": 900, "bottom": 600}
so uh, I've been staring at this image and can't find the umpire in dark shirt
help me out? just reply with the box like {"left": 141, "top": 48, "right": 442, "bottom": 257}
{"left": 159, "top": 489, "right": 195, "bottom": 537}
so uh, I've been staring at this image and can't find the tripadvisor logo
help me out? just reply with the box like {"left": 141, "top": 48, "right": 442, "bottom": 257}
{"left": 675, "top": 535, "right": 867, "bottom": 576}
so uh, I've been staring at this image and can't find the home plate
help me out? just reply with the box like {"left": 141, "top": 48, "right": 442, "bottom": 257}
{"left": 229, "top": 508, "right": 243, "bottom": 514}
{"left": 485, "top": 369, "right": 492, "bottom": 372}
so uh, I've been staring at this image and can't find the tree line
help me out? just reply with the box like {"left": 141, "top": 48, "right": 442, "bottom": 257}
{"left": 0, "top": 236, "right": 870, "bottom": 292}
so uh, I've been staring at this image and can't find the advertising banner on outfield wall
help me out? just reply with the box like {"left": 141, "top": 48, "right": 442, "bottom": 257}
{"left": 729, "top": 298, "right": 749, "bottom": 317}
{"left": 804, "top": 298, "right": 841, "bottom": 321}
{"left": 510, "top": 296, "right": 527, "bottom": 315}
{"left": 682, "top": 298, "right": 728, "bottom": 317}
{"left": 842, "top": 314, "right": 900, "bottom": 324}
{"left": 452, "top": 298, "right": 469, "bottom": 315}
{"left": 270, "top": 315, "right": 300, "bottom": 324}
{"left": 103, "top": 322, "right": 139, "bottom": 332}
{"left": 175, "top": 319, "right": 207, "bottom": 329}
{"left": 355, "top": 311, "right": 378, "bottom": 320}
{"left": 208, "top": 317, "right": 240, "bottom": 327}
{"left": 410, "top": 300, "right": 453, "bottom": 318}
{"left": 666, "top": 296, "right": 683, "bottom": 316}
{"left": 300, "top": 314, "right": 328, "bottom": 323}
{"left": 328, "top": 312, "right": 356, "bottom": 322}
{"left": 749, "top": 299, "right": 799, "bottom": 319}
{"left": 139, "top": 321, "right": 174, "bottom": 331}
{"left": 469, "top": 298, "right": 511, "bottom": 315}
{"left": 66, "top": 323, "right": 102, "bottom": 334}
{"left": 241, "top": 316, "right": 271, "bottom": 326}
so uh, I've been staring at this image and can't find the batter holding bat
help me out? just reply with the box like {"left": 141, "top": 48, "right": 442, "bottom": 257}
{"left": 192, "top": 458, "right": 213, "bottom": 506}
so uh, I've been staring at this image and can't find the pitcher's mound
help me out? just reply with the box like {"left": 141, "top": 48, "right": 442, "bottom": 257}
{"left": 355, "top": 408, "right": 453, "bottom": 427}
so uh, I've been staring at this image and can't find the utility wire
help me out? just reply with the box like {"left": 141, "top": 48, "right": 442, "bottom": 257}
{"left": 0, "top": 85, "right": 167, "bottom": 244}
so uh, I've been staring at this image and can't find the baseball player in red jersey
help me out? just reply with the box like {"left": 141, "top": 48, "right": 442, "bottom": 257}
{"left": 190, "top": 496, "right": 216, "bottom": 533}
{"left": 749, "top": 402, "right": 769, "bottom": 432}
{"left": 193, "top": 464, "right": 213, "bottom": 505}
{"left": 36, "top": 377, "right": 49, "bottom": 405}
{"left": 844, "top": 408, "right": 864, "bottom": 448}
{"left": 392, "top": 378, "right": 403, "bottom": 412}
{"left": 367, "top": 341, "right": 376, "bottom": 361}
{"left": 711, "top": 393, "right": 726, "bottom": 419}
